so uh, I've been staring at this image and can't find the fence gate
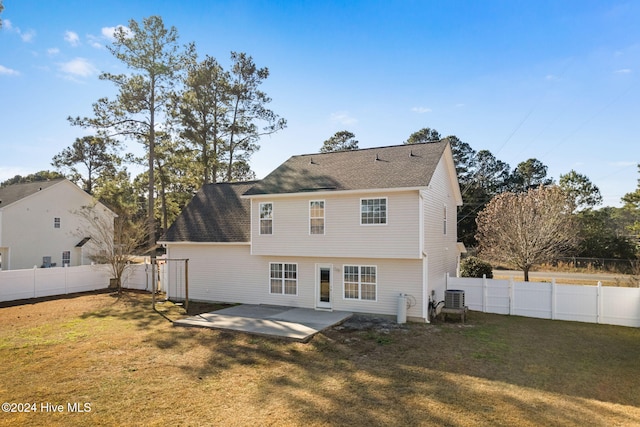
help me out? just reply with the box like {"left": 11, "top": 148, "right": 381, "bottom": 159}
{"left": 157, "top": 258, "right": 189, "bottom": 311}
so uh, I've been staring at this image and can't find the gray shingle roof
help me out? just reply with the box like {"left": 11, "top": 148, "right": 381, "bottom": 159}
{"left": 0, "top": 179, "right": 66, "bottom": 208}
{"left": 161, "top": 181, "right": 256, "bottom": 243}
{"left": 243, "top": 141, "right": 449, "bottom": 195}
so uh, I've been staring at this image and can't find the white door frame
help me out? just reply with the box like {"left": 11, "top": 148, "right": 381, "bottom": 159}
{"left": 316, "top": 263, "right": 333, "bottom": 310}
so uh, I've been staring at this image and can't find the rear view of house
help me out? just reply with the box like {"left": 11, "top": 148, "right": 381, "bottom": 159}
{"left": 160, "top": 140, "right": 463, "bottom": 322}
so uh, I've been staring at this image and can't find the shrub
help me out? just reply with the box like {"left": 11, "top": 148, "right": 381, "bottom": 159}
{"left": 460, "top": 256, "right": 493, "bottom": 278}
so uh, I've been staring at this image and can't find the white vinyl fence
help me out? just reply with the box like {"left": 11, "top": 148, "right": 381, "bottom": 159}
{"left": 447, "top": 274, "right": 640, "bottom": 328}
{"left": 0, "top": 264, "right": 151, "bottom": 303}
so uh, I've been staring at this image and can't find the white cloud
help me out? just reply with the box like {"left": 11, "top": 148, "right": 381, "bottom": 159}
{"left": 101, "top": 25, "right": 132, "bottom": 41}
{"left": 47, "top": 47, "right": 60, "bottom": 56}
{"left": 64, "top": 30, "right": 80, "bottom": 46}
{"left": 87, "top": 35, "right": 104, "bottom": 49}
{"left": 20, "top": 29, "right": 36, "bottom": 42}
{"left": 411, "top": 106, "right": 432, "bottom": 114}
{"left": 58, "top": 57, "right": 98, "bottom": 78}
{"left": 614, "top": 68, "right": 632, "bottom": 74}
{"left": 3, "top": 19, "right": 36, "bottom": 42}
{"left": 0, "top": 65, "right": 20, "bottom": 76}
{"left": 330, "top": 111, "right": 357, "bottom": 125}
{"left": 545, "top": 74, "right": 559, "bottom": 81}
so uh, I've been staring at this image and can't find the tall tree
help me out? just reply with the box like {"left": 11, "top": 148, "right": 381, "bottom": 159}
{"left": 52, "top": 136, "right": 121, "bottom": 194}
{"left": 476, "top": 185, "right": 577, "bottom": 281}
{"left": 176, "top": 55, "right": 230, "bottom": 185}
{"left": 319, "top": 130, "right": 359, "bottom": 153}
{"left": 224, "top": 52, "right": 286, "bottom": 181}
{"left": 68, "top": 16, "right": 194, "bottom": 251}
{"left": 404, "top": 127, "right": 441, "bottom": 144}
{"left": 575, "top": 207, "right": 637, "bottom": 260}
{"left": 558, "top": 170, "right": 602, "bottom": 211}
{"left": 457, "top": 150, "right": 512, "bottom": 247}
{"left": 0, "top": 1, "right": 4, "bottom": 29}
{"left": 509, "top": 158, "right": 553, "bottom": 192}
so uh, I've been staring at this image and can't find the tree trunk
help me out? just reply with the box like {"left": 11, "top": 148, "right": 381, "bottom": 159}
{"left": 523, "top": 267, "right": 530, "bottom": 282}
{"left": 148, "top": 80, "right": 156, "bottom": 254}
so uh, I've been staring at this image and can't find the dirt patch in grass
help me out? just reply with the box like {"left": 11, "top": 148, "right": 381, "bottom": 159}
{"left": 1, "top": 291, "right": 639, "bottom": 426}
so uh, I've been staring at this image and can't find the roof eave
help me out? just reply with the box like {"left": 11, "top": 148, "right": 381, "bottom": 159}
{"left": 241, "top": 186, "right": 428, "bottom": 199}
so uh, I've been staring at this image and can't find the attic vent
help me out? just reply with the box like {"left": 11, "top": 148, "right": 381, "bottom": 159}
{"left": 444, "top": 290, "right": 465, "bottom": 309}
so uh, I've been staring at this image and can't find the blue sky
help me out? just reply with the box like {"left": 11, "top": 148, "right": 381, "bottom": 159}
{"left": 0, "top": 0, "right": 638, "bottom": 206}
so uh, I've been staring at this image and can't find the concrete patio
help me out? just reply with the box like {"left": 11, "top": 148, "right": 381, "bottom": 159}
{"left": 174, "top": 304, "right": 352, "bottom": 342}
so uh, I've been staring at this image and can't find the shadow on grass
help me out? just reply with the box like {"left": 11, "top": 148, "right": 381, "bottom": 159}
{"left": 147, "top": 308, "right": 640, "bottom": 426}
{"left": 0, "top": 288, "right": 112, "bottom": 309}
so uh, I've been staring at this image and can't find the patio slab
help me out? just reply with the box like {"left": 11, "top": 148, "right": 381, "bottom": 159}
{"left": 174, "top": 304, "right": 352, "bottom": 342}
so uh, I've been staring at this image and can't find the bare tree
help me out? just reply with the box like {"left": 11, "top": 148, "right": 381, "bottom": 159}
{"left": 75, "top": 203, "right": 148, "bottom": 294}
{"left": 476, "top": 185, "right": 577, "bottom": 281}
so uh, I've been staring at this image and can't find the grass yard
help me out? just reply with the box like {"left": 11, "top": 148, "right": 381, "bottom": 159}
{"left": 1, "top": 291, "right": 639, "bottom": 426}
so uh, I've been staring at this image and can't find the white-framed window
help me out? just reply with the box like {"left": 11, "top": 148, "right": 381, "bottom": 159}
{"left": 62, "top": 251, "right": 71, "bottom": 267}
{"left": 54, "top": 217, "right": 61, "bottom": 229}
{"left": 443, "top": 205, "right": 447, "bottom": 235}
{"left": 259, "top": 202, "right": 273, "bottom": 235}
{"left": 269, "top": 263, "right": 298, "bottom": 295}
{"left": 343, "top": 265, "right": 377, "bottom": 301}
{"left": 360, "top": 198, "right": 387, "bottom": 225}
{"left": 309, "top": 200, "right": 325, "bottom": 235}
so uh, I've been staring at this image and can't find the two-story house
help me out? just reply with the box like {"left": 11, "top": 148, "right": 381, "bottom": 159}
{"left": 160, "top": 141, "right": 463, "bottom": 322}
{"left": 0, "top": 178, "right": 114, "bottom": 270}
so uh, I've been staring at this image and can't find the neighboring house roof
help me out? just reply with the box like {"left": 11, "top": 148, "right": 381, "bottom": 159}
{"left": 0, "top": 179, "right": 67, "bottom": 209}
{"left": 161, "top": 181, "right": 256, "bottom": 243}
{"left": 244, "top": 141, "right": 449, "bottom": 196}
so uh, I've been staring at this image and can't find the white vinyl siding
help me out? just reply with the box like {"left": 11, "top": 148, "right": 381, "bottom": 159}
{"left": 422, "top": 156, "right": 460, "bottom": 302}
{"left": 251, "top": 191, "right": 420, "bottom": 259}
{"left": 166, "top": 244, "right": 426, "bottom": 319}
{"left": 309, "top": 200, "right": 325, "bottom": 235}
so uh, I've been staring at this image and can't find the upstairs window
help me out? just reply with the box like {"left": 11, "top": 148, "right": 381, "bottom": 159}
{"left": 54, "top": 217, "right": 61, "bottom": 229}
{"left": 259, "top": 203, "right": 273, "bottom": 235}
{"left": 361, "top": 198, "right": 387, "bottom": 225}
{"left": 309, "top": 200, "right": 325, "bottom": 235}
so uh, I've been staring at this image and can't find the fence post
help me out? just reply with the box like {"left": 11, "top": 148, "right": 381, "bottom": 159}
{"left": 482, "top": 274, "right": 487, "bottom": 312}
{"left": 596, "top": 281, "right": 602, "bottom": 324}
{"left": 551, "top": 278, "right": 556, "bottom": 320}
{"left": 509, "top": 277, "right": 515, "bottom": 315}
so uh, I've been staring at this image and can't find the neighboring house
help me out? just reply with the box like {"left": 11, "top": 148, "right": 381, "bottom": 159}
{"left": 0, "top": 179, "right": 114, "bottom": 270}
{"left": 160, "top": 141, "right": 463, "bottom": 322}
